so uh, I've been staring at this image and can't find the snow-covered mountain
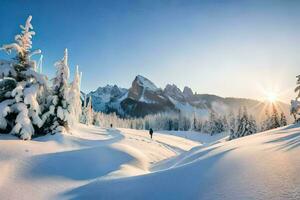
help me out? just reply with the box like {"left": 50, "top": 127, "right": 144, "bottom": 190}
{"left": 88, "top": 85, "right": 128, "bottom": 114}
{"left": 88, "top": 75, "right": 205, "bottom": 117}
{"left": 87, "top": 75, "right": 291, "bottom": 121}
{"left": 164, "top": 84, "right": 186, "bottom": 102}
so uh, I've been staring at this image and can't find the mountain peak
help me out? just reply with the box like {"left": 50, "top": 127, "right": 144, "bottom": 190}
{"left": 164, "top": 84, "right": 185, "bottom": 102}
{"left": 134, "top": 75, "right": 158, "bottom": 91}
{"left": 183, "top": 86, "right": 193, "bottom": 98}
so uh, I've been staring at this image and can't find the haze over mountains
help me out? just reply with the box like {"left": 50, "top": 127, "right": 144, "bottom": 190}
{"left": 87, "top": 75, "right": 291, "bottom": 122}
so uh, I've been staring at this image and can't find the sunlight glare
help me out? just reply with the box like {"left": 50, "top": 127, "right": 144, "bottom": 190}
{"left": 267, "top": 92, "right": 278, "bottom": 103}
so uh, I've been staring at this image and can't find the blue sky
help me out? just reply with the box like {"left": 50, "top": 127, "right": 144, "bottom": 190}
{"left": 1, "top": 0, "right": 300, "bottom": 102}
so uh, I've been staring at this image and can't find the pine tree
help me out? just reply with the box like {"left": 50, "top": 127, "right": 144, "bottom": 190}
{"left": 50, "top": 49, "right": 71, "bottom": 133}
{"left": 294, "top": 75, "right": 300, "bottom": 101}
{"left": 261, "top": 109, "right": 272, "bottom": 131}
{"left": 193, "top": 113, "right": 197, "bottom": 130}
{"left": 68, "top": 65, "right": 82, "bottom": 124}
{"left": 81, "top": 96, "right": 93, "bottom": 125}
{"left": 222, "top": 115, "right": 229, "bottom": 132}
{"left": 248, "top": 115, "right": 257, "bottom": 135}
{"left": 280, "top": 112, "right": 287, "bottom": 126}
{"left": 208, "top": 110, "right": 217, "bottom": 135}
{"left": 290, "top": 100, "right": 299, "bottom": 122}
{"left": 231, "top": 107, "right": 256, "bottom": 140}
{"left": 290, "top": 75, "right": 300, "bottom": 122}
{"left": 270, "top": 104, "right": 280, "bottom": 129}
{"left": 207, "top": 110, "right": 225, "bottom": 135}
{"left": 228, "top": 111, "right": 236, "bottom": 133}
{"left": 0, "top": 16, "right": 48, "bottom": 139}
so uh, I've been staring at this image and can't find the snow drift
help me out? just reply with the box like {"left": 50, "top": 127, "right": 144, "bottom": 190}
{"left": 0, "top": 123, "right": 300, "bottom": 199}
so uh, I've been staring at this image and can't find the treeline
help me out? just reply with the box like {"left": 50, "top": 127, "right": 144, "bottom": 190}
{"left": 80, "top": 98, "right": 288, "bottom": 140}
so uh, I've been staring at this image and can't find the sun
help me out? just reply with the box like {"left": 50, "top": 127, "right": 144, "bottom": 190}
{"left": 267, "top": 92, "right": 278, "bottom": 103}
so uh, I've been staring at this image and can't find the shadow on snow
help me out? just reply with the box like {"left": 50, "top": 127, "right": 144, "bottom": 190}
{"left": 61, "top": 148, "right": 235, "bottom": 200}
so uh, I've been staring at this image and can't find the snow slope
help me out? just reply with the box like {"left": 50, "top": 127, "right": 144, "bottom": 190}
{"left": 1, "top": 124, "right": 300, "bottom": 200}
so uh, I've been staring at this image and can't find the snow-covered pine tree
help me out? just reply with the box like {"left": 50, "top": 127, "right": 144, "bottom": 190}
{"left": 81, "top": 96, "right": 93, "bottom": 125}
{"left": 290, "top": 75, "right": 300, "bottom": 122}
{"left": 0, "top": 16, "right": 49, "bottom": 140}
{"left": 50, "top": 49, "right": 71, "bottom": 133}
{"left": 290, "top": 100, "right": 300, "bottom": 122}
{"left": 192, "top": 113, "right": 197, "bottom": 131}
{"left": 270, "top": 104, "right": 280, "bottom": 129}
{"left": 222, "top": 115, "right": 229, "bottom": 132}
{"left": 294, "top": 75, "right": 300, "bottom": 101}
{"left": 228, "top": 111, "right": 236, "bottom": 133}
{"left": 236, "top": 107, "right": 242, "bottom": 130}
{"left": 208, "top": 110, "right": 225, "bottom": 135}
{"left": 68, "top": 65, "right": 82, "bottom": 124}
{"left": 248, "top": 115, "right": 257, "bottom": 135}
{"left": 231, "top": 107, "right": 256, "bottom": 139}
{"left": 261, "top": 109, "right": 272, "bottom": 131}
{"left": 208, "top": 110, "right": 217, "bottom": 135}
{"left": 280, "top": 112, "right": 287, "bottom": 126}
{"left": 93, "top": 112, "right": 100, "bottom": 126}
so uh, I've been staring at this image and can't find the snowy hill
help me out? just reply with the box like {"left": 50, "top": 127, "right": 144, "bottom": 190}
{"left": 87, "top": 75, "right": 291, "bottom": 121}
{"left": 1, "top": 124, "right": 299, "bottom": 199}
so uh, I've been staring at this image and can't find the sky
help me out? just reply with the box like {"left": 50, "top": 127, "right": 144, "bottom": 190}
{"left": 0, "top": 0, "right": 300, "bottom": 103}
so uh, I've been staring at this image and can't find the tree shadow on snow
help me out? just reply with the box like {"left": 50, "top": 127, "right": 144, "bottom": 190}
{"left": 34, "top": 129, "right": 124, "bottom": 147}
{"left": 61, "top": 148, "right": 236, "bottom": 200}
{"left": 265, "top": 131, "right": 300, "bottom": 151}
{"left": 23, "top": 145, "right": 134, "bottom": 181}
{"left": 0, "top": 134, "right": 19, "bottom": 140}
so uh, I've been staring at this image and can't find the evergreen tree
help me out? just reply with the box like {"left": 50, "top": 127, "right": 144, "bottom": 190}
{"left": 280, "top": 112, "right": 287, "bottom": 126}
{"left": 0, "top": 16, "right": 48, "bottom": 139}
{"left": 208, "top": 110, "right": 217, "bottom": 135}
{"left": 68, "top": 65, "right": 82, "bottom": 124}
{"left": 248, "top": 115, "right": 257, "bottom": 135}
{"left": 81, "top": 96, "right": 93, "bottom": 125}
{"left": 193, "top": 113, "right": 197, "bottom": 130}
{"left": 290, "top": 100, "right": 299, "bottom": 122}
{"left": 231, "top": 107, "right": 257, "bottom": 140}
{"left": 222, "top": 115, "right": 229, "bottom": 132}
{"left": 290, "top": 75, "right": 300, "bottom": 122}
{"left": 262, "top": 105, "right": 281, "bottom": 131}
{"left": 261, "top": 109, "right": 272, "bottom": 131}
{"left": 228, "top": 111, "right": 236, "bottom": 133}
{"left": 207, "top": 110, "right": 225, "bottom": 135}
{"left": 294, "top": 75, "right": 300, "bottom": 100}
{"left": 270, "top": 104, "right": 280, "bottom": 129}
{"left": 50, "top": 49, "right": 71, "bottom": 133}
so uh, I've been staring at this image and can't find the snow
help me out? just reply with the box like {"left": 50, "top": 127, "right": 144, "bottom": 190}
{"left": 0, "top": 124, "right": 300, "bottom": 199}
{"left": 1, "top": 15, "right": 36, "bottom": 57}
{"left": 0, "top": 99, "right": 14, "bottom": 129}
{"left": 139, "top": 89, "right": 156, "bottom": 104}
{"left": 136, "top": 75, "right": 158, "bottom": 91}
{"left": 11, "top": 103, "right": 35, "bottom": 140}
{"left": 169, "top": 96, "right": 209, "bottom": 118}
{"left": 0, "top": 15, "right": 49, "bottom": 140}
{"left": 0, "top": 60, "right": 17, "bottom": 78}
{"left": 88, "top": 85, "right": 128, "bottom": 112}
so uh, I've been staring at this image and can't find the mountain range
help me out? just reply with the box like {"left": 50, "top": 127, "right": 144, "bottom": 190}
{"left": 87, "top": 75, "right": 291, "bottom": 122}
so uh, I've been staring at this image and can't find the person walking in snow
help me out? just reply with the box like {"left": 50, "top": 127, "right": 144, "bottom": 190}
{"left": 149, "top": 128, "right": 153, "bottom": 139}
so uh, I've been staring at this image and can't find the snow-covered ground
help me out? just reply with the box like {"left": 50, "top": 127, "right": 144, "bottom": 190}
{"left": 0, "top": 124, "right": 300, "bottom": 200}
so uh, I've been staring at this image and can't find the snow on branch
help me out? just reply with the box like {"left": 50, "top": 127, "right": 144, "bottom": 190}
{"left": 1, "top": 15, "right": 37, "bottom": 58}
{"left": 22, "top": 68, "right": 47, "bottom": 85}
{"left": 0, "top": 60, "right": 17, "bottom": 78}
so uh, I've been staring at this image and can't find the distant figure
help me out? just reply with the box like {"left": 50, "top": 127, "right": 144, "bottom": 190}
{"left": 149, "top": 128, "right": 153, "bottom": 139}
{"left": 110, "top": 124, "right": 113, "bottom": 128}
